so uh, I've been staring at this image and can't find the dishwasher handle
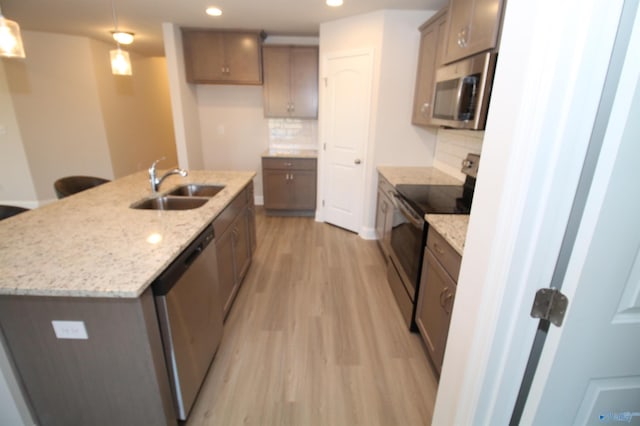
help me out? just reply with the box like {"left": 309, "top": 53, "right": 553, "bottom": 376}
{"left": 152, "top": 224, "right": 215, "bottom": 296}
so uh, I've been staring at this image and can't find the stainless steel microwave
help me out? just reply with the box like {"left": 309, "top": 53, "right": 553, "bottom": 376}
{"left": 431, "top": 51, "right": 497, "bottom": 130}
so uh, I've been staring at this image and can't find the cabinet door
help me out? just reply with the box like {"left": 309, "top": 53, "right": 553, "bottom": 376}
{"left": 183, "top": 31, "right": 226, "bottom": 83}
{"left": 263, "top": 46, "right": 292, "bottom": 117}
{"left": 290, "top": 47, "right": 319, "bottom": 118}
{"left": 412, "top": 11, "right": 447, "bottom": 126}
{"left": 443, "top": 0, "right": 503, "bottom": 64}
{"left": 415, "top": 249, "right": 457, "bottom": 373}
{"left": 216, "top": 227, "right": 236, "bottom": 317}
{"left": 289, "top": 170, "right": 317, "bottom": 210}
{"left": 375, "top": 188, "right": 391, "bottom": 255}
{"left": 263, "top": 169, "right": 291, "bottom": 210}
{"left": 222, "top": 32, "right": 263, "bottom": 84}
{"left": 233, "top": 209, "right": 252, "bottom": 283}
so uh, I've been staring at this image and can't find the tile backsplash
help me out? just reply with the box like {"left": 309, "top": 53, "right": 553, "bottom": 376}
{"left": 268, "top": 118, "right": 318, "bottom": 150}
{"left": 434, "top": 129, "right": 484, "bottom": 181}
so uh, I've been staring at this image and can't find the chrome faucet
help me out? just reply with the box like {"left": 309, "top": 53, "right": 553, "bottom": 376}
{"left": 148, "top": 157, "right": 188, "bottom": 193}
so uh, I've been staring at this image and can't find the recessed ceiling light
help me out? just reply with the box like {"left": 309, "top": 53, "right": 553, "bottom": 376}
{"left": 206, "top": 7, "right": 223, "bottom": 16}
{"left": 326, "top": 0, "right": 343, "bottom": 6}
{"left": 111, "top": 31, "right": 134, "bottom": 45}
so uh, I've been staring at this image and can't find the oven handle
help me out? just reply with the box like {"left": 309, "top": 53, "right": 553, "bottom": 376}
{"left": 393, "top": 194, "right": 424, "bottom": 229}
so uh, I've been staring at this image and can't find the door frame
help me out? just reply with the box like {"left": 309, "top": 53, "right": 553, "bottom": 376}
{"left": 316, "top": 47, "right": 375, "bottom": 237}
{"left": 433, "top": 0, "right": 632, "bottom": 423}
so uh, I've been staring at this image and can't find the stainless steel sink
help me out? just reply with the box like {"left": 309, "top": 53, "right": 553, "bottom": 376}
{"left": 166, "top": 184, "right": 225, "bottom": 197}
{"left": 131, "top": 196, "right": 208, "bottom": 211}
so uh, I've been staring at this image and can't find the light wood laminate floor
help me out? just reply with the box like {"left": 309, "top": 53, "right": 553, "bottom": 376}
{"left": 186, "top": 210, "right": 438, "bottom": 426}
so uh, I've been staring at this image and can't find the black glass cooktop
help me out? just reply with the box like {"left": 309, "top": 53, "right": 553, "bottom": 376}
{"left": 396, "top": 184, "right": 471, "bottom": 216}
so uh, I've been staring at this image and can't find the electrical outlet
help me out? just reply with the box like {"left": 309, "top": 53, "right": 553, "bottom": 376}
{"left": 51, "top": 320, "right": 89, "bottom": 340}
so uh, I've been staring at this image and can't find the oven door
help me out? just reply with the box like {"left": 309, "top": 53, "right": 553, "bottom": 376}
{"left": 389, "top": 194, "right": 426, "bottom": 300}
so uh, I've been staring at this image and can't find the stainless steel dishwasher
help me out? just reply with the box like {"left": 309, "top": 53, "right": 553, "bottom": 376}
{"left": 153, "top": 223, "right": 223, "bottom": 421}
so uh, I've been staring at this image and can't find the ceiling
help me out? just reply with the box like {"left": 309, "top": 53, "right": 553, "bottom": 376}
{"left": 1, "top": 0, "right": 447, "bottom": 57}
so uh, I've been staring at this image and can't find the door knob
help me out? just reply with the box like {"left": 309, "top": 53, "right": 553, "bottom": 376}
{"left": 354, "top": 159, "right": 361, "bottom": 165}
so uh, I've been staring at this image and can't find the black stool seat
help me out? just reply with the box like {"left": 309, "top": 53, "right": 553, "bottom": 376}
{"left": 0, "top": 205, "right": 29, "bottom": 221}
{"left": 54, "top": 176, "right": 110, "bottom": 199}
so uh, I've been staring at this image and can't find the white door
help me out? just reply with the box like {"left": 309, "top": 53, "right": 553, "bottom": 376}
{"left": 521, "top": 9, "right": 640, "bottom": 424}
{"left": 320, "top": 50, "right": 373, "bottom": 233}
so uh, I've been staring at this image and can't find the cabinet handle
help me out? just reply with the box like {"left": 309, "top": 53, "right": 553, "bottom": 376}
{"left": 443, "top": 291, "right": 454, "bottom": 314}
{"left": 439, "top": 287, "right": 448, "bottom": 308}
{"left": 284, "top": 162, "right": 293, "bottom": 167}
{"left": 433, "top": 242, "right": 445, "bottom": 256}
{"left": 420, "top": 103, "right": 430, "bottom": 114}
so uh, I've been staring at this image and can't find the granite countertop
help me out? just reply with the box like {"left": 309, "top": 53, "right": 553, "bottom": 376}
{"left": 377, "top": 166, "right": 463, "bottom": 186}
{"left": 0, "top": 170, "right": 255, "bottom": 298}
{"left": 425, "top": 214, "right": 469, "bottom": 256}
{"left": 262, "top": 149, "right": 318, "bottom": 159}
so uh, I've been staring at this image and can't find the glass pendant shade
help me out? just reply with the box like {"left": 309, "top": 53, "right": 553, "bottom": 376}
{"left": 0, "top": 15, "right": 25, "bottom": 58}
{"left": 110, "top": 47, "right": 132, "bottom": 75}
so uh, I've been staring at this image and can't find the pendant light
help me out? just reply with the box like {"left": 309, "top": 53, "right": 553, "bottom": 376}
{"left": 0, "top": 5, "right": 25, "bottom": 58}
{"left": 109, "top": 0, "right": 132, "bottom": 75}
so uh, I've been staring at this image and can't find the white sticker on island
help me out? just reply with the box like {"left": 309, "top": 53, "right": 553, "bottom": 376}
{"left": 51, "top": 320, "right": 89, "bottom": 340}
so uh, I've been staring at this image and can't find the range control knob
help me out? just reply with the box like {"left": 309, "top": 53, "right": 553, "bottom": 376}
{"left": 462, "top": 159, "right": 474, "bottom": 168}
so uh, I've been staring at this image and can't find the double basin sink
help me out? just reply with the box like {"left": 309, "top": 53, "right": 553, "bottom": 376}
{"left": 131, "top": 184, "right": 225, "bottom": 211}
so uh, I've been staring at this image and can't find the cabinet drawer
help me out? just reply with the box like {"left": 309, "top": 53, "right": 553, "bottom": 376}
{"left": 262, "top": 158, "right": 317, "bottom": 171}
{"left": 213, "top": 188, "right": 248, "bottom": 237}
{"left": 426, "top": 229, "right": 461, "bottom": 280}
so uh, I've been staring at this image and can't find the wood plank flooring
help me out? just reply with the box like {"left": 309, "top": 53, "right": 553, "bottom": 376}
{"left": 186, "top": 210, "right": 438, "bottom": 426}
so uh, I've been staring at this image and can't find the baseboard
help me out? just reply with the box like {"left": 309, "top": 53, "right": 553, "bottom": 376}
{"left": 359, "top": 226, "right": 377, "bottom": 240}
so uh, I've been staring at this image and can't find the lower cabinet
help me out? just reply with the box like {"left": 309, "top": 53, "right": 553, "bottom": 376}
{"left": 213, "top": 184, "right": 254, "bottom": 319}
{"left": 262, "top": 157, "right": 317, "bottom": 215}
{"left": 415, "top": 228, "right": 461, "bottom": 374}
{"left": 375, "top": 174, "right": 396, "bottom": 258}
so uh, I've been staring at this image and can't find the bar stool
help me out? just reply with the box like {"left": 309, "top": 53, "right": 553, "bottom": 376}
{"left": 54, "top": 176, "right": 110, "bottom": 199}
{"left": 0, "top": 205, "right": 29, "bottom": 221}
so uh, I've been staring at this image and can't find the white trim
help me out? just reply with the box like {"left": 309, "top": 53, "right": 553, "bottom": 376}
{"left": 359, "top": 227, "right": 377, "bottom": 240}
{"left": 521, "top": 2, "right": 640, "bottom": 422}
{"left": 433, "top": 0, "right": 626, "bottom": 424}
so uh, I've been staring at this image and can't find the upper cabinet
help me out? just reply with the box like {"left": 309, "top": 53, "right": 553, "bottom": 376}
{"left": 412, "top": 8, "right": 448, "bottom": 127}
{"left": 182, "top": 29, "right": 263, "bottom": 85}
{"left": 262, "top": 46, "right": 319, "bottom": 119}
{"left": 442, "top": 0, "right": 505, "bottom": 64}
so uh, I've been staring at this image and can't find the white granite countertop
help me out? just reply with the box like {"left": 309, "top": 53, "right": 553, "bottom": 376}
{"left": 0, "top": 170, "right": 255, "bottom": 298}
{"left": 425, "top": 214, "right": 469, "bottom": 256}
{"left": 262, "top": 149, "right": 318, "bottom": 159}
{"left": 377, "top": 166, "right": 463, "bottom": 186}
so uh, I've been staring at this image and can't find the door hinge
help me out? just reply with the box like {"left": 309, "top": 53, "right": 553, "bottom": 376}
{"left": 530, "top": 288, "right": 569, "bottom": 327}
{"left": 322, "top": 200, "right": 325, "bottom": 207}
{"left": 324, "top": 77, "right": 328, "bottom": 87}
{"left": 323, "top": 143, "right": 326, "bottom": 151}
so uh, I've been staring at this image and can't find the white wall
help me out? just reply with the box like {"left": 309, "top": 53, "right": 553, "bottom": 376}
{"left": 1, "top": 30, "right": 178, "bottom": 204}
{"left": 319, "top": 10, "right": 437, "bottom": 236}
{"left": 4, "top": 31, "right": 114, "bottom": 202}
{"left": 162, "top": 23, "right": 204, "bottom": 170}
{"left": 197, "top": 85, "right": 269, "bottom": 198}
{"left": 0, "top": 63, "right": 37, "bottom": 208}
{"left": 89, "top": 41, "right": 178, "bottom": 176}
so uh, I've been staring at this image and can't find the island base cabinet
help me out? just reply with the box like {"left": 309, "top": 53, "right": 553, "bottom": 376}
{"left": 0, "top": 289, "right": 176, "bottom": 426}
{"left": 213, "top": 184, "right": 254, "bottom": 319}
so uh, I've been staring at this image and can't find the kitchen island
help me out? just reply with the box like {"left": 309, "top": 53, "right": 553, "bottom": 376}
{"left": 0, "top": 170, "right": 256, "bottom": 426}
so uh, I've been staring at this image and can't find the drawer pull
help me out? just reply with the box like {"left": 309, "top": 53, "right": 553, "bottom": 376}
{"left": 434, "top": 242, "right": 445, "bottom": 256}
